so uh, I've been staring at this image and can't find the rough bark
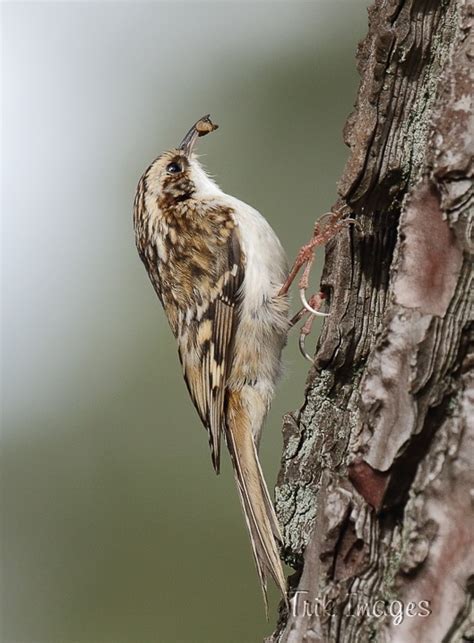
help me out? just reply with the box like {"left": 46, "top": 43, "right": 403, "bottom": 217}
{"left": 271, "top": 1, "right": 473, "bottom": 642}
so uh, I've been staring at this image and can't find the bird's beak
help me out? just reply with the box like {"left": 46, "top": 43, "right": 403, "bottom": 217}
{"left": 179, "top": 114, "right": 218, "bottom": 156}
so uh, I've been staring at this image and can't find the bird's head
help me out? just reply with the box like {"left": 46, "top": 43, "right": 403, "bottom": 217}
{"left": 144, "top": 115, "right": 219, "bottom": 206}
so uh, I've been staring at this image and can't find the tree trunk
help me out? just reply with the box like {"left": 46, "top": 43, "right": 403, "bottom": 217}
{"left": 271, "top": 1, "right": 473, "bottom": 642}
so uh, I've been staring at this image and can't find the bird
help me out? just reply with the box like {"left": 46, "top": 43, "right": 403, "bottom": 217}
{"left": 133, "top": 115, "right": 289, "bottom": 609}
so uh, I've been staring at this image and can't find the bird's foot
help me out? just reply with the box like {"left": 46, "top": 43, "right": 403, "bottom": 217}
{"left": 280, "top": 209, "right": 357, "bottom": 360}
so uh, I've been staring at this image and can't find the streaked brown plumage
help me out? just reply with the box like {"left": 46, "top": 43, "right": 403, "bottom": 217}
{"left": 133, "top": 116, "right": 288, "bottom": 608}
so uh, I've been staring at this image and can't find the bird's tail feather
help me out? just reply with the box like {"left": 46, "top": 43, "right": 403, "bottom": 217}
{"left": 225, "top": 391, "right": 287, "bottom": 612}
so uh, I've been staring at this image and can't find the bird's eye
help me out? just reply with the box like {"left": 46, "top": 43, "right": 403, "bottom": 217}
{"left": 166, "top": 162, "right": 182, "bottom": 174}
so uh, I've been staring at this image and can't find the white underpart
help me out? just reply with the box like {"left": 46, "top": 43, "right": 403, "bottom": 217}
{"left": 227, "top": 195, "right": 287, "bottom": 311}
{"left": 190, "top": 158, "right": 288, "bottom": 312}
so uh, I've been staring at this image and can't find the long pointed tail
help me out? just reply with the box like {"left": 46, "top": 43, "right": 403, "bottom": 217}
{"left": 225, "top": 390, "right": 287, "bottom": 610}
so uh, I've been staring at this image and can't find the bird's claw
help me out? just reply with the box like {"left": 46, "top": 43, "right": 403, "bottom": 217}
{"left": 299, "top": 288, "right": 328, "bottom": 317}
{"left": 297, "top": 294, "right": 325, "bottom": 362}
{"left": 299, "top": 331, "right": 314, "bottom": 362}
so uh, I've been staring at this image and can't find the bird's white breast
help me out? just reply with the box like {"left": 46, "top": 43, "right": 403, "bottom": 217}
{"left": 189, "top": 159, "right": 288, "bottom": 313}
{"left": 223, "top": 195, "right": 287, "bottom": 314}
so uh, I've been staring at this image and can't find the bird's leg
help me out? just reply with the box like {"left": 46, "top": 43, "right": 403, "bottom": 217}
{"left": 279, "top": 239, "right": 314, "bottom": 297}
{"left": 279, "top": 238, "right": 329, "bottom": 318}
{"left": 278, "top": 211, "right": 354, "bottom": 316}
{"left": 280, "top": 209, "right": 357, "bottom": 314}
{"left": 281, "top": 210, "right": 357, "bottom": 360}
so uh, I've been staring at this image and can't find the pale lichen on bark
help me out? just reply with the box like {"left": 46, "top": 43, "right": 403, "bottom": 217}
{"left": 271, "top": 0, "right": 473, "bottom": 641}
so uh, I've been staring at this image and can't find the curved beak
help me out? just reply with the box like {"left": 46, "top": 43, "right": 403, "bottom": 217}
{"left": 179, "top": 114, "right": 218, "bottom": 156}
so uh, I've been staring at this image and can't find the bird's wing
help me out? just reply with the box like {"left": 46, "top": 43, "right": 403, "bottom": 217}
{"left": 177, "top": 230, "right": 244, "bottom": 473}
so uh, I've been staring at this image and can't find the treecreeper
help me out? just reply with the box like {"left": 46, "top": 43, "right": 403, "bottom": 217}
{"left": 133, "top": 115, "right": 289, "bottom": 610}
{"left": 133, "top": 115, "right": 352, "bottom": 611}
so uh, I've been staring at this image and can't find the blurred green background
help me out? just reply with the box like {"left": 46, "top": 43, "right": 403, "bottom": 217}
{"left": 2, "top": 2, "right": 368, "bottom": 642}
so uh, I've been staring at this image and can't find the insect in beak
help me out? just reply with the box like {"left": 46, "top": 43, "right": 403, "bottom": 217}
{"left": 179, "top": 114, "right": 219, "bottom": 156}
